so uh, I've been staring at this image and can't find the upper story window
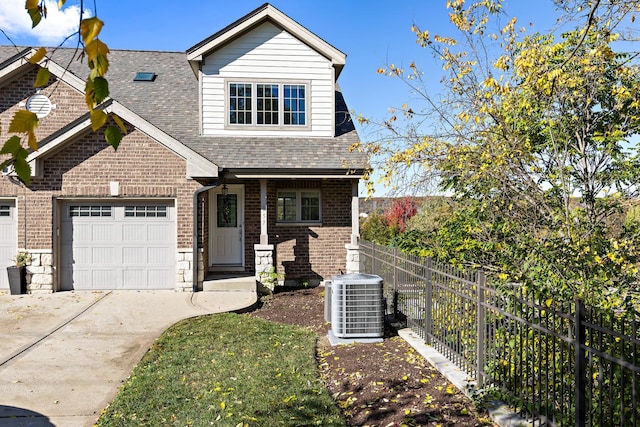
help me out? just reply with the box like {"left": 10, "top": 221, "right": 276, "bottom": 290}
{"left": 227, "top": 81, "right": 308, "bottom": 129}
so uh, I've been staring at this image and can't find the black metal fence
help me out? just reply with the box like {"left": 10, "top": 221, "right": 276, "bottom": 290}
{"left": 360, "top": 240, "right": 640, "bottom": 426}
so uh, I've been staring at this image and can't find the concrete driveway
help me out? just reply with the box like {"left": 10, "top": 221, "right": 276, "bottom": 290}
{"left": 0, "top": 289, "right": 257, "bottom": 427}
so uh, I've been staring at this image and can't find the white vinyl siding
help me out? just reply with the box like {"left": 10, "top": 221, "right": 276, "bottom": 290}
{"left": 201, "top": 22, "right": 335, "bottom": 137}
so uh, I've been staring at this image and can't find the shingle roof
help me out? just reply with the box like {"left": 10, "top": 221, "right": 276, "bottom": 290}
{"left": 0, "top": 45, "right": 366, "bottom": 173}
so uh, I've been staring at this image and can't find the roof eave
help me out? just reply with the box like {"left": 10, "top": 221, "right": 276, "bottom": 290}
{"left": 225, "top": 168, "right": 365, "bottom": 180}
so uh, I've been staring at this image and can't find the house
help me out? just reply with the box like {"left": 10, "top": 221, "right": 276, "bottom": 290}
{"left": 0, "top": 4, "right": 366, "bottom": 293}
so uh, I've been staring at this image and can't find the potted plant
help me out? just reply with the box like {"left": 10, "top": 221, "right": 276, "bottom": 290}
{"left": 7, "top": 251, "right": 31, "bottom": 295}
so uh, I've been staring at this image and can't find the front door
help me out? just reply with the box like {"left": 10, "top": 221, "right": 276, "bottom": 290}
{"left": 210, "top": 185, "right": 244, "bottom": 269}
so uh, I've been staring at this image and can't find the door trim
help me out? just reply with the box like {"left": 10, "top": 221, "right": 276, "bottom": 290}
{"left": 209, "top": 184, "right": 245, "bottom": 271}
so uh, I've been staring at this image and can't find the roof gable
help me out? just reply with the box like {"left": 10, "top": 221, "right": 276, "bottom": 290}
{"left": 186, "top": 3, "right": 345, "bottom": 77}
{"left": 0, "top": 47, "right": 218, "bottom": 179}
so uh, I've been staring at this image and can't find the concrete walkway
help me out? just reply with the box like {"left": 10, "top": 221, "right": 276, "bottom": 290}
{"left": 0, "top": 289, "right": 257, "bottom": 426}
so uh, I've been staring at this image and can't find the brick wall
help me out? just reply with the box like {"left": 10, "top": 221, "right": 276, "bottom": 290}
{"left": 267, "top": 179, "right": 353, "bottom": 282}
{"left": 203, "top": 179, "right": 354, "bottom": 281}
{"left": 0, "top": 129, "right": 200, "bottom": 253}
{"left": 0, "top": 67, "right": 87, "bottom": 143}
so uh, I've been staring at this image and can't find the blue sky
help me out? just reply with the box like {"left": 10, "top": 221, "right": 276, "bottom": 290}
{"left": 0, "top": 0, "right": 560, "bottom": 195}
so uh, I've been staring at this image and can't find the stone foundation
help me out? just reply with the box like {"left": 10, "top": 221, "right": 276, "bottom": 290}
{"left": 25, "top": 250, "right": 54, "bottom": 294}
{"left": 177, "top": 249, "right": 204, "bottom": 292}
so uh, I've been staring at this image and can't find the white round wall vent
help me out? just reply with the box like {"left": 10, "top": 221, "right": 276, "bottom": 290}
{"left": 26, "top": 94, "right": 52, "bottom": 118}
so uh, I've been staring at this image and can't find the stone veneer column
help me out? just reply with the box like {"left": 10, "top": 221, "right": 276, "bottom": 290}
{"left": 177, "top": 249, "right": 203, "bottom": 292}
{"left": 345, "top": 243, "right": 361, "bottom": 274}
{"left": 25, "top": 250, "right": 54, "bottom": 293}
{"left": 345, "top": 181, "right": 361, "bottom": 274}
{"left": 255, "top": 243, "right": 274, "bottom": 280}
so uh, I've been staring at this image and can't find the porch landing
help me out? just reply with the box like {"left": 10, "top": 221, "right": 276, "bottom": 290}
{"left": 203, "top": 275, "right": 257, "bottom": 292}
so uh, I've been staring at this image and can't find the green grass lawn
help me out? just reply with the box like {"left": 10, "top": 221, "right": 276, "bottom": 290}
{"left": 96, "top": 313, "right": 345, "bottom": 426}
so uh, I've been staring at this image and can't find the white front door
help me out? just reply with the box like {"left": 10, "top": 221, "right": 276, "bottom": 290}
{"left": 210, "top": 185, "right": 244, "bottom": 269}
{"left": 0, "top": 200, "right": 17, "bottom": 290}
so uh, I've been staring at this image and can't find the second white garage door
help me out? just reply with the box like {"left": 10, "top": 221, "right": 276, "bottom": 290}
{"left": 60, "top": 201, "right": 176, "bottom": 290}
{"left": 0, "top": 200, "right": 17, "bottom": 290}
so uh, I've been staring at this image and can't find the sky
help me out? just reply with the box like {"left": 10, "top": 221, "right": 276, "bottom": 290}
{"left": 0, "top": 0, "right": 561, "bottom": 195}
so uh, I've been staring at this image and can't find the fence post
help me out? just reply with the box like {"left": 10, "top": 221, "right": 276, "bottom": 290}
{"left": 393, "top": 247, "right": 398, "bottom": 318}
{"left": 476, "top": 271, "right": 486, "bottom": 388}
{"left": 424, "top": 257, "right": 433, "bottom": 344}
{"left": 575, "top": 299, "right": 586, "bottom": 427}
{"left": 372, "top": 241, "right": 376, "bottom": 273}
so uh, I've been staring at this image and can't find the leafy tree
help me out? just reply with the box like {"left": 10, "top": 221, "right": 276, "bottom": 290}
{"left": 384, "top": 196, "right": 418, "bottom": 233}
{"left": 0, "top": 0, "right": 122, "bottom": 184}
{"left": 358, "top": 0, "right": 640, "bottom": 310}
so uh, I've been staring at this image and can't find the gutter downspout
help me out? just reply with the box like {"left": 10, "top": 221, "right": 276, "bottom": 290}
{"left": 192, "top": 182, "right": 221, "bottom": 292}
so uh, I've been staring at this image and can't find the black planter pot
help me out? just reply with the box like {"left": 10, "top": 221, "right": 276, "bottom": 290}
{"left": 6, "top": 266, "right": 26, "bottom": 295}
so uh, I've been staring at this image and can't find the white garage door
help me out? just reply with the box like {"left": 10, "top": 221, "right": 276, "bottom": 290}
{"left": 60, "top": 201, "right": 176, "bottom": 290}
{"left": 0, "top": 200, "right": 17, "bottom": 290}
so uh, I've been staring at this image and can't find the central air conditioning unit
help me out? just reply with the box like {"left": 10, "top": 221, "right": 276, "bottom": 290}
{"left": 330, "top": 273, "right": 384, "bottom": 339}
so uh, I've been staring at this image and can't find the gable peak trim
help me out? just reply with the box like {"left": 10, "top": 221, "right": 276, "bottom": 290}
{"left": 186, "top": 4, "right": 345, "bottom": 74}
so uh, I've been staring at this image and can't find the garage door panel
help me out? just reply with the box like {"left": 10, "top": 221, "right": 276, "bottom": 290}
{"left": 148, "top": 269, "right": 173, "bottom": 287}
{"left": 60, "top": 202, "right": 175, "bottom": 290}
{"left": 122, "top": 247, "right": 147, "bottom": 265}
{"left": 123, "top": 269, "right": 147, "bottom": 287}
{"left": 0, "top": 201, "right": 17, "bottom": 290}
{"left": 148, "top": 247, "right": 172, "bottom": 265}
{"left": 122, "top": 224, "right": 146, "bottom": 241}
{"left": 92, "top": 224, "right": 116, "bottom": 242}
{"left": 91, "top": 269, "right": 117, "bottom": 288}
{"left": 92, "top": 246, "right": 118, "bottom": 263}
{"left": 148, "top": 224, "right": 171, "bottom": 242}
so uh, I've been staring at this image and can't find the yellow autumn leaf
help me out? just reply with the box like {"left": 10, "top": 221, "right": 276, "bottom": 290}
{"left": 80, "top": 17, "right": 104, "bottom": 45}
{"left": 25, "top": 0, "right": 39, "bottom": 9}
{"left": 57, "top": 0, "right": 66, "bottom": 8}
{"left": 545, "top": 298, "right": 553, "bottom": 308}
{"left": 28, "top": 47, "right": 47, "bottom": 64}
{"left": 34, "top": 67, "right": 50, "bottom": 87}
{"left": 90, "top": 109, "right": 108, "bottom": 132}
{"left": 9, "top": 110, "right": 39, "bottom": 134}
{"left": 27, "top": 131, "right": 38, "bottom": 151}
{"left": 112, "top": 114, "right": 127, "bottom": 134}
{"left": 220, "top": 402, "right": 226, "bottom": 410}
{"left": 85, "top": 40, "right": 110, "bottom": 78}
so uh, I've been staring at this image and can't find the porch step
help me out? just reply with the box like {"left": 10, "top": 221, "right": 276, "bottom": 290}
{"left": 203, "top": 276, "right": 257, "bottom": 292}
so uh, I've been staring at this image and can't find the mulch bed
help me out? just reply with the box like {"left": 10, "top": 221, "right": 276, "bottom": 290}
{"left": 248, "top": 286, "right": 495, "bottom": 427}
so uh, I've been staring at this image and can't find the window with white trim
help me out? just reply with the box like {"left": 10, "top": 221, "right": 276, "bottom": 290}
{"left": 277, "top": 190, "right": 320, "bottom": 223}
{"left": 228, "top": 81, "right": 308, "bottom": 128}
{"left": 229, "top": 83, "right": 252, "bottom": 125}
{"left": 0, "top": 205, "right": 10, "bottom": 217}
